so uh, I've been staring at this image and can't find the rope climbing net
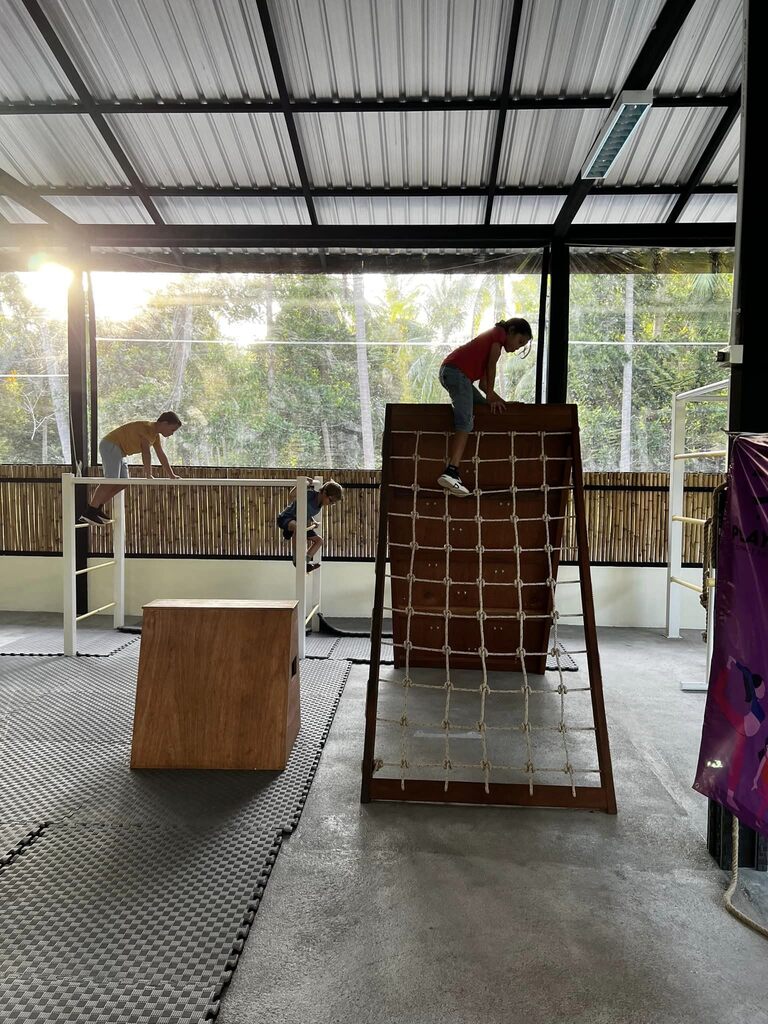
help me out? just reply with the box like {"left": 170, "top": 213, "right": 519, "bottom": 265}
{"left": 363, "top": 414, "right": 615, "bottom": 810}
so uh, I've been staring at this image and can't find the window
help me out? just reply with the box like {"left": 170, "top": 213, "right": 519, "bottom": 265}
{"left": 566, "top": 251, "right": 733, "bottom": 472}
{"left": 0, "top": 270, "right": 69, "bottom": 464}
{"left": 93, "top": 267, "right": 541, "bottom": 469}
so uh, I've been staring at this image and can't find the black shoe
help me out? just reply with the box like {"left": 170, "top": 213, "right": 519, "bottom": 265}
{"left": 437, "top": 466, "right": 471, "bottom": 497}
{"left": 79, "top": 506, "right": 109, "bottom": 526}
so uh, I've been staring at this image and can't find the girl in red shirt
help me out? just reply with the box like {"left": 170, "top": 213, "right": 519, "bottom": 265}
{"left": 437, "top": 317, "right": 532, "bottom": 496}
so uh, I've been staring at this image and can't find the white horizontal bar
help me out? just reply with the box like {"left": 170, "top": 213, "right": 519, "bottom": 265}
{"left": 75, "top": 560, "right": 115, "bottom": 576}
{"left": 670, "top": 576, "right": 715, "bottom": 594}
{"left": 675, "top": 379, "right": 729, "bottom": 402}
{"left": 76, "top": 601, "right": 116, "bottom": 621}
{"left": 671, "top": 515, "right": 706, "bottom": 525}
{"left": 68, "top": 476, "right": 297, "bottom": 487}
{"left": 673, "top": 450, "right": 727, "bottom": 461}
{"left": 74, "top": 522, "right": 90, "bottom": 529}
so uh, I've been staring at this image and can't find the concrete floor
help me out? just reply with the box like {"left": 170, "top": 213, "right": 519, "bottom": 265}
{"left": 2, "top": 615, "right": 765, "bottom": 1021}
{"left": 218, "top": 627, "right": 768, "bottom": 1024}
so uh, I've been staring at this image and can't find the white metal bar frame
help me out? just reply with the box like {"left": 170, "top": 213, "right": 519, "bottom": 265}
{"left": 664, "top": 379, "right": 728, "bottom": 692}
{"left": 62, "top": 473, "right": 316, "bottom": 657}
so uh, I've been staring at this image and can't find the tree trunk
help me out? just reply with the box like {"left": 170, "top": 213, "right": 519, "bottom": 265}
{"left": 265, "top": 275, "right": 278, "bottom": 463}
{"left": 167, "top": 303, "right": 192, "bottom": 410}
{"left": 493, "top": 276, "right": 505, "bottom": 398}
{"left": 353, "top": 274, "right": 375, "bottom": 468}
{"left": 40, "top": 323, "right": 70, "bottom": 462}
{"left": 620, "top": 275, "right": 634, "bottom": 472}
{"left": 321, "top": 419, "right": 332, "bottom": 465}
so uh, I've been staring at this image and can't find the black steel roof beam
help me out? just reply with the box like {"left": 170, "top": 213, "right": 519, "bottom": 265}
{"left": 666, "top": 89, "right": 741, "bottom": 223}
{"left": 20, "top": 0, "right": 165, "bottom": 228}
{"left": 553, "top": 0, "right": 698, "bottom": 239}
{"left": 0, "top": 94, "right": 737, "bottom": 116}
{"left": 0, "top": 168, "right": 78, "bottom": 226}
{"left": 255, "top": 0, "right": 318, "bottom": 227}
{"left": 484, "top": 0, "right": 524, "bottom": 225}
{"left": 0, "top": 221, "right": 736, "bottom": 250}
{"left": 3, "top": 183, "right": 738, "bottom": 201}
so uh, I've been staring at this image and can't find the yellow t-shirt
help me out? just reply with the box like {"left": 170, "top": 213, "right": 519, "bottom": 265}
{"left": 104, "top": 421, "right": 161, "bottom": 456}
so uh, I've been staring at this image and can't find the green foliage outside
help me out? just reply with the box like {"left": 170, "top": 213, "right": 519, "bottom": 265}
{"left": 0, "top": 266, "right": 731, "bottom": 471}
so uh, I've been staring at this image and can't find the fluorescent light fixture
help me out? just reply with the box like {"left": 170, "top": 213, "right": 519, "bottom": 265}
{"left": 581, "top": 90, "right": 653, "bottom": 179}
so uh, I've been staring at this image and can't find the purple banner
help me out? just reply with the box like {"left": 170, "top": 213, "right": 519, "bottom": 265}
{"left": 694, "top": 435, "right": 768, "bottom": 836}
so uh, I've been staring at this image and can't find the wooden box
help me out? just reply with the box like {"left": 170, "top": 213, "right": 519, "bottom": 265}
{"left": 130, "top": 599, "right": 300, "bottom": 770}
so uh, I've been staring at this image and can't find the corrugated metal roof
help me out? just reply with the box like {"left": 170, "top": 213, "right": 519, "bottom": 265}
{"left": 43, "top": 195, "right": 152, "bottom": 224}
{"left": 314, "top": 196, "right": 485, "bottom": 225}
{"left": 491, "top": 195, "right": 565, "bottom": 224}
{"left": 573, "top": 194, "right": 677, "bottom": 224}
{"left": 296, "top": 110, "right": 496, "bottom": 187}
{"left": 603, "top": 107, "right": 727, "bottom": 186}
{"left": 512, "top": 0, "right": 666, "bottom": 96}
{"left": 42, "top": 0, "right": 277, "bottom": 101}
{"left": 0, "top": 115, "right": 128, "bottom": 186}
{"left": 271, "top": 0, "right": 511, "bottom": 100}
{"left": 651, "top": 0, "right": 742, "bottom": 95}
{"left": 497, "top": 109, "right": 606, "bottom": 187}
{"left": 1, "top": 1, "right": 75, "bottom": 102}
{"left": 106, "top": 113, "right": 300, "bottom": 187}
{"left": 154, "top": 196, "right": 310, "bottom": 225}
{"left": 0, "top": 196, "right": 44, "bottom": 223}
{"left": 701, "top": 118, "right": 740, "bottom": 184}
{"left": 679, "top": 193, "right": 738, "bottom": 223}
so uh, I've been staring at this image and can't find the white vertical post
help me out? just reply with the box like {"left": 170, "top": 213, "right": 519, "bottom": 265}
{"left": 112, "top": 490, "right": 125, "bottom": 628}
{"left": 295, "top": 475, "right": 307, "bottom": 659}
{"left": 311, "top": 476, "right": 323, "bottom": 631}
{"left": 665, "top": 397, "right": 686, "bottom": 638}
{"left": 62, "top": 473, "right": 77, "bottom": 656}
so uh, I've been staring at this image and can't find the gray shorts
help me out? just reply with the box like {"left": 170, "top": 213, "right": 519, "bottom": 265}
{"left": 99, "top": 438, "right": 129, "bottom": 480}
{"left": 439, "top": 364, "right": 488, "bottom": 433}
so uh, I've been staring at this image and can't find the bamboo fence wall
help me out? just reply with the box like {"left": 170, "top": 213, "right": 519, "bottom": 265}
{"left": 0, "top": 465, "right": 725, "bottom": 566}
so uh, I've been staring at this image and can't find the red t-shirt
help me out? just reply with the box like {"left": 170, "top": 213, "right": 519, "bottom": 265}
{"left": 442, "top": 326, "right": 506, "bottom": 383}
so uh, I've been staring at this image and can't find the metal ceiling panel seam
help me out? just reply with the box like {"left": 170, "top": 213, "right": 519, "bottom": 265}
{"left": 511, "top": 0, "right": 666, "bottom": 97}
{"left": 42, "top": 194, "right": 153, "bottom": 224}
{"left": 0, "top": 0, "right": 75, "bottom": 101}
{"left": 313, "top": 195, "right": 486, "bottom": 225}
{"left": 295, "top": 109, "right": 496, "bottom": 187}
{"left": 490, "top": 194, "right": 565, "bottom": 225}
{"left": 678, "top": 192, "right": 738, "bottom": 223}
{"left": 104, "top": 112, "right": 302, "bottom": 188}
{"left": 650, "top": 0, "right": 742, "bottom": 94}
{"left": 602, "top": 106, "right": 731, "bottom": 186}
{"left": 572, "top": 193, "right": 678, "bottom": 224}
{"left": 269, "top": 0, "right": 512, "bottom": 100}
{"left": 700, "top": 118, "right": 740, "bottom": 184}
{"left": 497, "top": 108, "right": 607, "bottom": 187}
{"left": 35, "top": 0, "right": 278, "bottom": 101}
{"left": 0, "top": 113, "right": 129, "bottom": 186}
{"left": 153, "top": 195, "right": 311, "bottom": 225}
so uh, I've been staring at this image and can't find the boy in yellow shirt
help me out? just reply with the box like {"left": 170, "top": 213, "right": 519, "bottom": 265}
{"left": 82, "top": 411, "right": 182, "bottom": 525}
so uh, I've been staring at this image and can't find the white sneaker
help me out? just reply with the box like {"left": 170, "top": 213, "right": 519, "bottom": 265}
{"left": 437, "top": 471, "right": 471, "bottom": 497}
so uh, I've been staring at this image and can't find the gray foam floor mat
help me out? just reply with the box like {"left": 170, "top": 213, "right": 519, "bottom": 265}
{"left": 0, "top": 648, "right": 350, "bottom": 1022}
{"left": 0, "top": 627, "right": 139, "bottom": 658}
{"left": 304, "top": 633, "right": 339, "bottom": 657}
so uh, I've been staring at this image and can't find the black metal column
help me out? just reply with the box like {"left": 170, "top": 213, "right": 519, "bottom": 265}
{"left": 534, "top": 246, "right": 550, "bottom": 404}
{"left": 727, "top": 0, "right": 764, "bottom": 435}
{"left": 67, "top": 260, "right": 89, "bottom": 614}
{"left": 709, "top": 0, "right": 768, "bottom": 870}
{"left": 545, "top": 241, "right": 569, "bottom": 403}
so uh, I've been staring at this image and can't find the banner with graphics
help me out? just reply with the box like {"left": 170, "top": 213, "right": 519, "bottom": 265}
{"left": 694, "top": 435, "right": 768, "bottom": 836}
